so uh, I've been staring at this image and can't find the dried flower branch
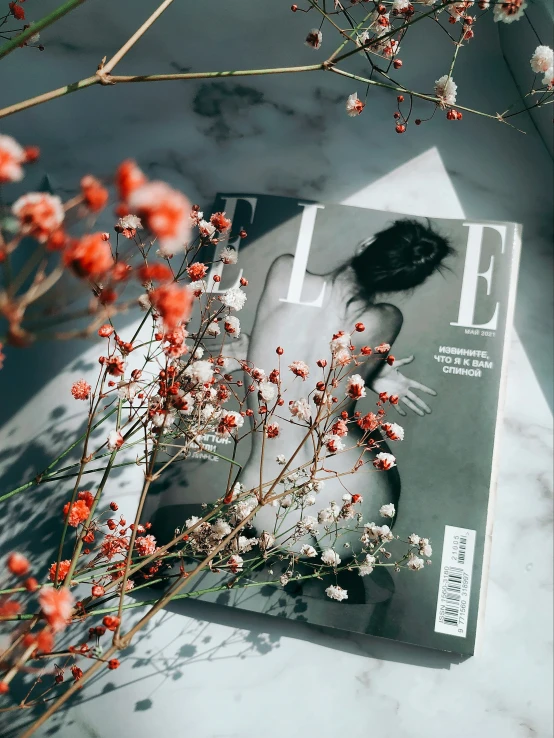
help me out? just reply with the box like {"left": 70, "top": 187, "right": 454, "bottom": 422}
{"left": 0, "top": 0, "right": 551, "bottom": 129}
{"left": 0, "top": 138, "right": 437, "bottom": 734}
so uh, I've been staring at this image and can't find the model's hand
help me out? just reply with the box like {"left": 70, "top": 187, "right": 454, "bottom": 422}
{"left": 370, "top": 355, "right": 436, "bottom": 417}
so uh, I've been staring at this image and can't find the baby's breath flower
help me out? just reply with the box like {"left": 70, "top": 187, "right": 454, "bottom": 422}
{"left": 379, "top": 503, "right": 396, "bottom": 519}
{"left": 222, "top": 287, "right": 247, "bottom": 311}
{"left": 325, "top": 585, "right": 348, "bottom": 601}
{"left": 321, "top": 548, "right": 341, "bottom": 567}
{"left": 434, "top": 75, "right": 457, "bottom": 107}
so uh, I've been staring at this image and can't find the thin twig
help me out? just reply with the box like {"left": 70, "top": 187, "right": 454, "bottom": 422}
{"left": 100, "top": 0, "right": 176, "bottom": 76}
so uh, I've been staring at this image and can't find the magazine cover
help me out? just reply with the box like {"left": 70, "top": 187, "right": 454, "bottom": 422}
{"left": 145, "top": 195, "right": 521, "bottom": 656}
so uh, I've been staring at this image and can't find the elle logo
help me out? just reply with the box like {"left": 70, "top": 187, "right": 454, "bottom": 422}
{"left": 209, "top": 198, "right": 507, "bottom": 330}
{"left": 451, "top": 223, "right": 507, "bottom": 331}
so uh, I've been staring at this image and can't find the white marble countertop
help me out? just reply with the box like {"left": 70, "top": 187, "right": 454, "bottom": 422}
{"left": 0, "top": 2, "right": 552, "bottom": 736}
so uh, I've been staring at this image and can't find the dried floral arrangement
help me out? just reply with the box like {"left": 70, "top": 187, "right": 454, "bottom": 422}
{"left": 0, "top": 143, "right": 435, "bottom": 734}
{"left": 0, "top": 0, "right": 552, "bottom": 129}
{"left": 0, "top": 0, "right": 550, "bottom": 734}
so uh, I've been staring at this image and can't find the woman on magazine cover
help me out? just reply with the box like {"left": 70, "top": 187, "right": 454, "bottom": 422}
{"left": 236, "top": 219, "right": 453, "bottom": 620}
{"left": 153, "top": 219, "right": 454, "bottom": 629}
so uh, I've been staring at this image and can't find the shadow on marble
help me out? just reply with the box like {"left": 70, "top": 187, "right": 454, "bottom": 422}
{"left": 1, "top": 587, "right": 467, "bottom": 738}
{"left": 156, "top": 594, "right": 469, "bottom": 670}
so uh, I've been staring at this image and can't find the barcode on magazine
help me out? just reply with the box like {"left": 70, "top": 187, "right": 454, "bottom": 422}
{"left": 434, "top": 526, "right": 476, "bottom": 638}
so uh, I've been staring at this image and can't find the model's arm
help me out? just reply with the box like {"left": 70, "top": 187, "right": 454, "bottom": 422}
{"left": 368, "top": 355, "right": 437, "bottom": 417}
{"left": 357, "top": 303, "right": 437, "bottom": 416}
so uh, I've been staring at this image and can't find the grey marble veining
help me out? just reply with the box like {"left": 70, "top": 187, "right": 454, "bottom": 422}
{"left": 0, "top": 3, "right": 552, "bottom": 736}
{"left": 1, "top": 0, "right": 552, "bottom": 406}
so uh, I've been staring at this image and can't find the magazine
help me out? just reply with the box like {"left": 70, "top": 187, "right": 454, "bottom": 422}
{"left": 145, "top": 194, "right": 521, "bottom": 655}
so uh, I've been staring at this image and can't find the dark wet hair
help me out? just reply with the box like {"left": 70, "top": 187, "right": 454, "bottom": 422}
{"left": 348, "top": 219, "right": 454, "bottom": 302}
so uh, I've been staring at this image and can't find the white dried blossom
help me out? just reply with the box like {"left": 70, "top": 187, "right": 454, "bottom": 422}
{"left": 434, "top": 75, "right": 457, "bottom": 106}
{"left": 325, "top": 585, "right": 348, "bottom": 601}
{"left": 117, "top": 214, "right": 142, "bottom": 232}
{"left": 305, "top": 28, "right": 323, "bottom": 49}
{"left": 192, "top": 346, "right": 204, "bottom": 359}
{"left": 345, "top": 374, "right": 366, "bottom": 399}
{"left": 224, "top": 315, "right": 241, "bottom": 336}
{"left": 446, "top": 0, "right": 470, "bottom": 21}
{"left": 392, "top": 0, "right": 410, "bottom": 10}
{"left": 419, "top": 538, "right": 433, "bottom": 557}
{"left": 408, "top": 533, "right": 420, "bottom": 545}
{"left": 200, "top": 403, "right": 220, "bottom": 422}
{"left": 259, "top": 380, "right": 277, "bottom": 403}
{"left": 407, "top": 555, "right": 425, "bottom": 571}
{"left": 151, "top": 411, "right": 175, "bottom": 429}
{"left": 185, "top": 516, "right": 201, "bottom": 529}
{"left": 238, "top": 536, "right": 258, "bottom": 553}
{"left": 362, "top": 523, "right": 394, "bottom": 543}
{"left": 187, "top": 279, "right": 207, "bottom": 298}
{"left": 366, "top": 10, "right": 391, "bottom": 36}
{"left": 217, "top": 410, "right": 244, "bottom": 438}
{"left": 330, "top": 332, "right": 350, "bottom": 355}
{"left": 378, "top": 525, "right": 394, "bottom": 542}
{"left": 117, "top": 381, "right": 139, "bottom": 400}
{"left": 314, "top": 390, "right": 333, "bottom": 409}
{"left": 184, "top": 360, "right": 214, "bottom": 384}
{"left": 345, "top": 92, "right": 365, "bottom": 117}
{"left": 280, "top": 573, "right": 291, "bottom": 586}
{"left": 359, "top": 554, "right": 376, "bottom": 576}
{"left": 107, "top": 429, "right": 123, "bottom": 451}
{"left": 493, "top": 0, "right": 527, "bottom": 23}
{"left": 198, "top": 219, "right": 216, "bottom": 238}
{"left": 300, "top": 544, "right": 318, "bottom": 558}
{"left": 382, "top": 422, "right": 405, "bottom": 441}
{"left": 370, "top": 37, "right": 400, "bottom": 58}
{"left": 304, "top": 495, "right": 316, "bottom": 506}
{"left": 212, "top": 519, "right": 232, "bottom": 538}
{"left": 137, "top": 293, "right": 151, "bottom": 311}
{"left": 290, "top": 398, "right": 312, "bottom": 422}
{"left": 227, "top": 554, "right": 244, "bottom": 571}
{"left": 324, "top": 434, "right": 345, "bottom": 453}
{"left": 379, "top": 503, "right": 396, "bottom": 519}
{"left": 340, "top": 504, "right": 356, "bottom": 521}
{"left": 321, "top": 548, "right": 341, "bottom": 567}
{"left": 295, "top": 516, "right": 319, "bottom": 537}
{"left": 318, "top": 506, "right": 339, "bottom": 524}
{"left": 220, "top": 246, "right": 238, "bottom": 265}
{"left": 373, "top": 452, "right": 397, "bottom": 471}
{"left": 222, "top": 287, "right": 247, "bottom": 311}
{"left": 231, "top": 498, "right": 257, "bottom": 522}
{"left": 276, "top": 454, "right": 287, "bottom": 465}
{"left": 206, "top": 321, "right": 221, "bottom": 337}
{"left": 530, "top": 46, "right": 553, "bottom": 74}
{"left": 178, "top": 392, "right": 195, "bottom": 415}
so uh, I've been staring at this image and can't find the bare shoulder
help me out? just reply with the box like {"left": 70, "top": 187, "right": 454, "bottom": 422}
{"left": 260, "top": 254, "right": 291, "bottom": 293}
{"left": 252, "top": 255, "right": 294, "bottom": 322}
{"left": 352, "top": 302, "right": 403, "bottom": 346}
{"left": 268, "top": 253, "right": 293, "bottom": 278}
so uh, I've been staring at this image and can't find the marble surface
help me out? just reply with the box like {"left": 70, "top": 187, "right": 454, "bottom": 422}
{"left": 0, "top": 0, "right": 552, "bottom": 407}
{"left": 0, "top": 3, "right": 552, "bottom": 736}
{"left": 1, "top": 150, "right": 552, "bottom": 738}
